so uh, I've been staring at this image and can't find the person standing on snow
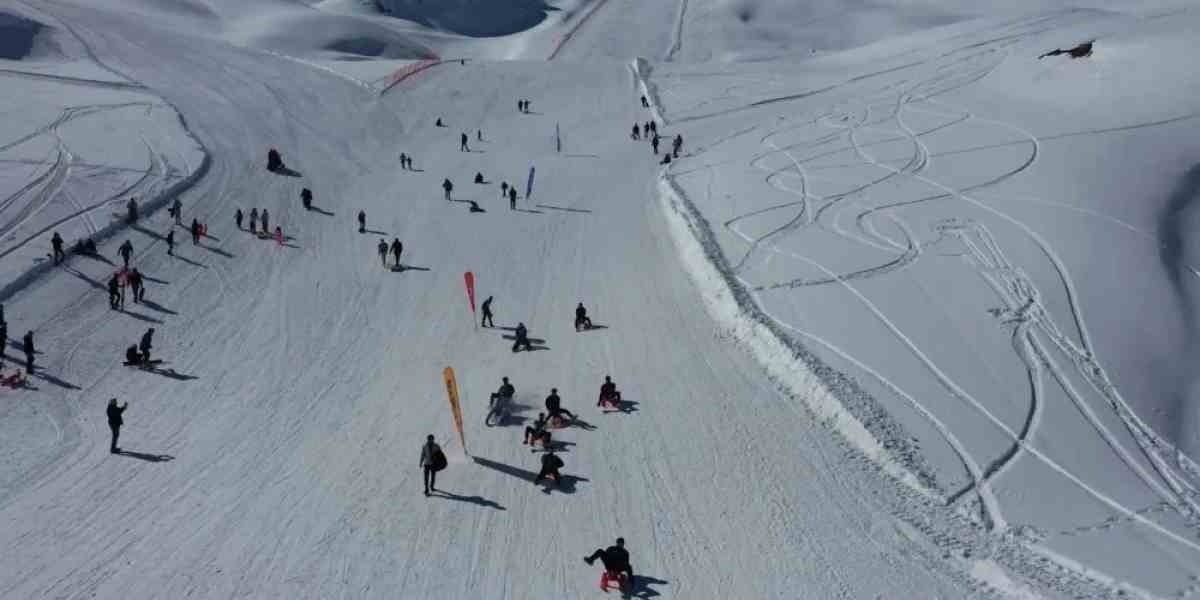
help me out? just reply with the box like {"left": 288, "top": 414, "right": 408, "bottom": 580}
{"left": 390, "top": 238, "right": 403, "bottom": 268}
{"left": 377, "top": 239, "right": 388, "bottom": 267}
{"left": 261, "top": 209, "right": 269, "bottom": 235}
{"left": 249, "top": 208, "right": 258, "bottom": 232}
{"left": 126, "top": 197, "right": 139, "bottom": 224}
{"left": 419, "top": 434, "right": 443, "bottom": 496}
{"left": 301, "top": 188, "right": 313, "bottom": 211}
{"left": 139, "top": 328, "right": 154, "bottom": 363}
{"left": 460, "top": 132, "right": 470, "bottom": 152}
{"left": 191, "top": 218, "right": 201, "bottom": 245}
{"left": 512, "top": 322, "right": 533, "bottom": 352}
{"left": 107, "top": 398, "right": 128, "bottom": 454}
{"left": 631, "top": 124, "right": 640, "bottom": 140}
{"left": 501, "top": 181, "right": 508, "bottom": 198}
{"left": 481, "top": 296, "right": 494, "bottom": 328}
{"left": 172, "top": 198, "right": 183, "bottom": 225}
{"left": 22, "top": 331, "right": 34, "bottom": 371}
{"left": 357, "top": 210, "right": 366, "bottom": 234}
{"left": 130, "top": 269, "right": 145, "bottom": 303}
{"left": 166, "top": 229, "right": 175, "bottom": 256}
{"left": 108, "top": 274, "right": 121, "bottom": 310}
{"left": 641, "top": 95, "right": 649, "bottom": 108}
{"left": 443, "top": 178, "right": 453, "bottom": 201}
{"left": 673, "top": 134, "right": 683, "bottom": 158}
{"left": 508, "top": 186, "right": 517, "bottom": 210}
{"left": 399, "top": 153, "right": 408, "bottom": 170}
{"left": 51, "top": 232, "right": 65, "bottom": 265}
{"left": 584, "top": 538, "right": 634, "bottom": 586}
{"left": 651, "top": 134, "right": 660, "bottom": 155}
{"left": 118, "top": 240, "right": 134, "bottom": 268}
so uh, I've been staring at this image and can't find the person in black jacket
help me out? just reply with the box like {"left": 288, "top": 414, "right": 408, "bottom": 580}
{"left": 357, "top": 210, "right": 366, "bottom": 233}
{"left": 390, "top": 238, "right": 403, "bottom": 268}
{"left": 301, "top": 188, "right": 312, "bottom": 210}
{"left": 419, "top": 434, "right": 442, "bottom": 496}
{"left": 166, "top": 229, "right": 175, "bottom": 256}
{"left": 107, "top": 398, "right": 128, "bottom": 453}
{"left": 51, "top": 232, "right": 65, "bottom": 265}
{"left": 584, "top": 538, "right": 634, "bottom": 585}
{"left": 480, "top": 296, "right": 494, "bottom": 328}
{"left": 545, "top": 388, "right": 576, "bottom": 422}
{"left": 574, "top": 303, "right": 592, "bottom": 331}
{"left": 443, "top": 178, "right": 453, "bottom": 201}
{"left": 108, "top": 274, "right": 122, "bottom": 310}
{"left": 534, "top": 448, "right": 563, "bottom": 484}
{"left": 523, "top": 413, "right": 551, "bottom": 446}
{"left": 599, "top": 375, "right": 622, "bottom": 406}
{"left": 139, "top": 328, "right": 154, "bottom": 363}
{"left": 512, "top": 322, "right": 532, "bottom": 352}
{"left": 21, "top": 331, "right": 34, "bottom": 371}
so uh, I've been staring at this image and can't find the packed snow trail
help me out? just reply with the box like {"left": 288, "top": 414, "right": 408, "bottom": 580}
{"left": 0, "top": 2, "right": 1035, "bottom": 598}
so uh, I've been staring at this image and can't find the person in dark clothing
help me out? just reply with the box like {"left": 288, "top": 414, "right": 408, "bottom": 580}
{"left": 435, "top": 117, "right": 444, "bottom": 127}
{"left": 524, "top": 412, "right": 551, "bottom": 445}
{"left": 474, "top": 172, "right": 484, "bottom": 184}
{"left": 660, "top": 153, "right": 672, "bottom": 165}
{"left": 125, "top": 344, "right": 141, "bottom": 365}
{"left": 267, "top": 148, "right": 282, "bottom": 171}
{"left": 261, "top": 209, "right": 269, "bottom": 235}
{"left": 107, "top": 398, "right": 128, "bottom": 453}
{"left": 166, "top": 229, "right": 175, "bottom": 256}
{"left": 599, "top": 375, "right": 622, "bottom": 406}
{"left": 51, "top": 232, "right": 65, "bottom": 265}
{"left": 641, "top": 95, "right": 649, "bottom": 108}
{"left": 139, "top": 328, "right": 154, "bottom": 363}
{"left": 584, "top": 538, "right": 634, "bottom": 586}
{"left": 673, "top": 134, "right": 683, "bottom": 158}
{"left": 130, "top": 269, "right": 145, "bottom": 303}
{"left": 477, "top": 129, "right": 482, "bottom": 142}
{"left": 301, "top": 188, "right": 312, "bottom": 210}
{"left": 490, "top": 376, "right": 514, "bottom": 408}
{"left": 191, "top": 218, "right": 201, "bottom": 245}
{"left": 631, "top": 124, "right": 640, "bottom": 140}
{"left": 460, "top": 132, "right": 470, "bottom": 152}
{"left": 508, "top": 186, "right": 517, "bottom": 210}
{"left": 651, "top": 134, "right": 660, "bottom": 154}
{"left": 0, "top": 319, "right": 6, "bottom": 368}
{"left": 419, "top": 434, "right": 442, "bottom": 496}
{"left": 442, "top": 178, "right": 453, "bottom": 201}
{"left": 399, "top": 153, "right": 408, "bottom": 170}
{"left": 574, "top": 303, "right": 592, "bottom": 330}
{"left": 172, "top": 198, "right": 183, "bottom": 225}
{"left": 357, "top": 210, "right": 366, "bottom": 233}
{"left": 534, "top": 448, "right": 563, "bottom": 484}
{"left": 390, "top": 238, "right": 403, "bottom": 268}
{"left": 249, "top": 208, "right": 258, "bottom": 232}
{"left": 501, "top": 181, "right": 508, "bottom": 197}
{"left": 108, "top": 274, "right": 121, "bottom": 309}
{"left": 512, "top": 322, "right": 532, "bottom": 352}
{"left": 22, "top": 331, "right": 34, "bottom": 371}
{"left": 126, "top": 197, "right": 138, "bottom": 224}
{"left": 118, "top": 240, "right": 133, "bottom": 267}
{"left": 377, "top": 239, "right": 388, "bottom": 267}
{"left": 545, "top": 388, "right": 576, "bottom": 422}
{"left": 469, "top": 200, "right": 484, "bottom": 213}
{"left": 517, "top": 100, "right": 522, "bottom": 113}
{"left": 649, "top": 121, "right": 657, "bottom": 135}
{"left": 480, "top": 296, "right": 494, "bottom": 327}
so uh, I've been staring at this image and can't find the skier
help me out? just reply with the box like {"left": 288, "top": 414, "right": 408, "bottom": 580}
{"left": 130, "top": 269, "right": 145, "bottom": 303}
{"left": 480, "top": 296, "right": 494, "bottom": 327}
{"left": 50, "top": 232, "right": 65, "bottom": 265}
{"left": 261, "top": 209, "right": 269, "bottom": 235}
{"left": 599, "top": 375, "right": 622, "bottom": 406}
{"left": 22, "top": 330, "right": 34, "bottom": 371}
{"left": 575, "top": 302, "right": 592, "bottom": 331}
{"left": 651, "top": 134, "right": 660, "bottom": 154}
{"left": 501, "top": 181, "right": 508, "bottom": 198}
{"left": 508, "top": 186, "right": 517, "bottom": 210}
{"left": 126, "top": 197, "right": 138, "bottom": 224}
{"left": 460, "top": 132, "right": 470, "bottom": 152}
{"left": 673, "top": 134, "right": 683, "bottom": 158}
{"left": 107, "top": 398, "right": 128, "bottom": 454}
{"left": 641, "top": 95, "right": 649, "bottom": 108}
{"left": 631, "top": 124, "right": 640, "bottom": 140}
{"left": 172, "top": 198, "right": 182, "bottom": 225}
{"left": 139, "top": 328, "right": 154, "bottom": 363}
{"left": 545, "top": 388, "right": 576, "bottom": 423}
{"left": 584, "top": 538, "right": 634, "bottom": 589}
{"left": 442, "top": 178, "right": 453, "bottom": 201}
{"left": 118, "top": 240, "right": 133, "bottom": 268}
{"left": 301, "top": 188, "right": 312, "bottom": 210}
{"left": 474, "top": 172, "right": 484, "bottom": 184}
{"left": 399, "top": 153, "right": 408, "bottom": 170}
{"left": 108, "top": 274, "right": 121, "bottom": 309}
{"left": 489, "top": 376, "right": 514, "bottom": 408}
{"left": 419, "top": 434, "right": 444, "bottom": 496}
{"left": 357, "top": 210, "right": 366, "bottom": 234}
{"left": 267, "top": 148, "right": 282, "bottom": 171}
{"left": 191, "top": 218, "right": 201, "bottom": 245}
{"left": 235, "top": 208, "right": 244, "bottom": 230}
{"left": 523, "top": 412, "right": 551, "bottom": 446}
{"left": 377, "top": 239, "right": 388, "bottom": 267}
{"left": 166, "top": 229, "right": 175, "bottom": 256}
{"left": 512, "top": 322, "right": 533, "bottom": 352}
{"left": 390, "top": 238, "right": 403, "bottom": 268}
{"left": 249, "top": 208, "right": 258, "bottom": 232}
{"left": 534, "top": 448, "right": 564, "bottom": 484}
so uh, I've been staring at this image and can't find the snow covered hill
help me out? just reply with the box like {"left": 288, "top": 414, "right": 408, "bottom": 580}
{"left": 1, "top": 0, "right": 1199, "bottom": 598}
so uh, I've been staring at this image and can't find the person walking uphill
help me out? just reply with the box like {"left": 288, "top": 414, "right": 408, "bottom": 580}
{"left": 22, "top": 330, "right": 34, "bottom": 371}
{"left": 191, "top": 218, "right": 201, "bottom": 244}
{"left": 390, "top": 238, "right": 403, "bottom": 268}
{"left": 443, "top": 178, "right": 453, "bottom": 201}
{"left": 118, "top": 240, "right": 133, "bottom": 268}
{"left": 107, "top": 398, "right": 128, "bottom": 454}
{"left": 51, "top": 232, "right": 65, "bottom": 265}
{"left": 460, "top": 132, "right": 470, "bottom": 152}
{"left": 508, "top": 186, "right": 517, "bottom": 210}
{"left": 377, "top": 239, "right": 388, "bottom": 267}
{"left": 139, "top": 327, "right": 154, "bottom": 363}
{"left": 420, "top": 434, "right": 446, "bottom": 496}
{"left": 357, "top": 210, "right": 366, "bottom": 234}
{"left": 481, "top": 296, "right": 494, "bottom": 328}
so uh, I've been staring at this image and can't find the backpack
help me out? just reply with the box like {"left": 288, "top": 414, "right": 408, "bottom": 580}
{"left": 431, "top": 447, "right": 448, "bottom": 472}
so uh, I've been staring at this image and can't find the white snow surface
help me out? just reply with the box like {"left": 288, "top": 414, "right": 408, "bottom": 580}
{"left": 1, "top": 0, "right": 1199, "bottom": 598}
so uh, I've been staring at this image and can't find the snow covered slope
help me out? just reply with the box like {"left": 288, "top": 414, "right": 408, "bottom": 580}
{"left": 1, "top": 0, "right": 1198, "bottom": 598}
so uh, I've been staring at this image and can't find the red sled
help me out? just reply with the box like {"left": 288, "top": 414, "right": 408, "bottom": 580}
{"left": 600, "top": 570, "right": 629, "bottom": 593}
{"left": 598, "top": 394, "right": 622, "bottom": 409}
{"left": 1, "top": 369, "right": 26, "bottom": 388}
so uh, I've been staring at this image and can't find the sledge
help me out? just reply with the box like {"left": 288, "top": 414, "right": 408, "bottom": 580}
{"left": 600, "top": 569, "right": 630, "bottom": 593}
{"left": 598, "top": 395, "right": 622, "bottom": 410}
{"left": 123, "top": 359, "right": 164, "bottom": 368}
{"left": 0, "top": 369, "right": 26, "bottom": 388}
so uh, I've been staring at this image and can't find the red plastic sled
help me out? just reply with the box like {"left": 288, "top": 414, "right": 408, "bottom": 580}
{"left": 600, "top": 570, "right": 629, "bottom": 593}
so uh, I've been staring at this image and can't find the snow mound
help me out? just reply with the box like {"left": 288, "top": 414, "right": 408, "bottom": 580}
{"left": 0, "top": 11, "right": 64, "bottom": 62}
{"left": 229, "top": 12, "right": 435, "bottom": 60}
{"left": 375, "top": 0, "right": 560, "bottom": 38}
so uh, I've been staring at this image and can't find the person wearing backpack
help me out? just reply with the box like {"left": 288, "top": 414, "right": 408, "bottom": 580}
{"left": 420, "top": 434, "right": 447, "bottom": 496}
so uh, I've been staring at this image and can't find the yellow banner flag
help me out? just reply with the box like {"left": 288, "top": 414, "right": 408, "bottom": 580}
{"left": 443, "top": 367, "right": 467, "bottom": 454}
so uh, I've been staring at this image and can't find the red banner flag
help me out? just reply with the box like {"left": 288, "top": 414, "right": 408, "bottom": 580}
{"left": 464, "top": 272, "right": 476, "bottom": 313}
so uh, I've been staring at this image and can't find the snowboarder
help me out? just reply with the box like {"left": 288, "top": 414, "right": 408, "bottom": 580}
{"left": 574, "top": 302, "right": 592, "bottom": 331}
{"left": 139, "top": 327, "right": 154, "bottom": 363}
{"left": 166, "top": 229, "right": 175, "bottom": 256}
{"left": 107, "top": 398, "right": 128, "bottom": 454}
{"left": 267, "top": 148, "right": 282, "bottom": 171}
{"left": 108, "top": 274, "right": 122, "bottom": 309}
{"left": 480, "top": 296, "right": 494, "bottom": 327}
{"left": 357, "top": 210, "right": 366, "bottom": 233}
{"left": 126, "top": 197, "right": 138, "bottom": 224}
{"left": 191, "top": 218, "right": 201, "bottom": 244}
{"left": 673, "top": 134, "right": 683, "bottom": 158}
{"left": 512, "top": 322, "right": 532, "bottom": 352}
{"left": 641, "top": 95, "right": 649, "bottom": 108}
{"left": 235, "top": 208, "right": 244, "bottom": 230}
{"left": 118, "top": 240, "right": 133, "bottom": 268}
{"left": 584, "top": 538, "right": 634, "bottom": 589}
{"left": 490, "top": 376, "right": 514, "bottom": 407}
{"left": 651, "top": 134, "right": 660, "bottom": 154}
{"left": 442, "top": 178, "right": 453, "bottom": 201}
{"left": 474, "top": 172, "right": 484, "bottom": 184}
{"left": 534, "top": 448, "right": 564, "bottom": 484}
{"left": 599, "top": 375, "right": 622, "bottom": 406}
{"left": 22, "top": 331, "right": 34, "bottom": 371}
{"left": 301, "top": 188, "right": 312, "bottom": 211}
{"left": 390, "top": 238, "right": 403, "bottom": 268}
{"left": 249, "top": 208, "right": 258, "bottom": 232}
{"left": 50, "top": 232, "right": 65, "bottom": 265}
{"left": 130, "top": 269, "right": 145, "bottom": 303}
{"left": 508, "top": 186, "right": 517, "bottom": 210}
{"left": 399, "top": 153, "right": 408, "bottom": 170}
{"left": 545, "top": 388, "right": 576, "bottom": 423}
{"left": 172, "top": 198, "right": 182, "bottom": 225}
{"left": 419, "top": 434, "right": 444, "bottom": 496}
{"left": 377, "top": 239, "right": 388, "bottom": 267}
{"left": 631, "top": 124, "right": 640, "bottom": 140}
{"left": 261, "top": 209, "right": 269, "bottom": 235}
{"left": 524, "top": 412, "right": 551, "bottom": 445}
{"left": 501, "top": 181, "right": 508, "bottom": 197}
{"left": 460, "top": 132, "right": 469, "bottom": 152}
